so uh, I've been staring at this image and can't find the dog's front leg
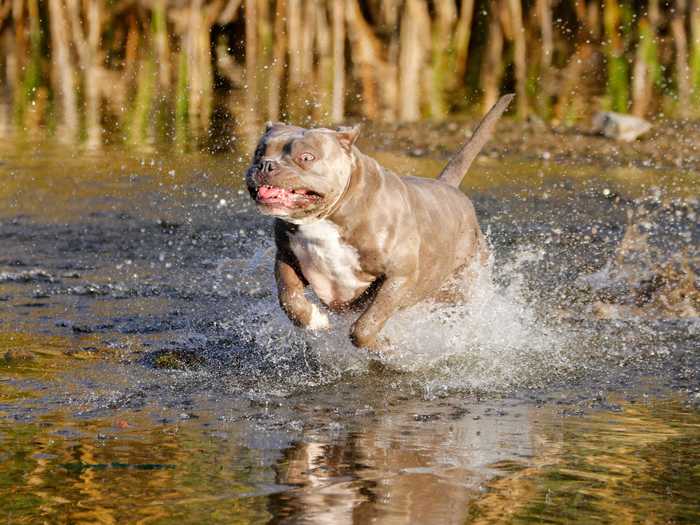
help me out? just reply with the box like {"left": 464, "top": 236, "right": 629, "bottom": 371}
{"left": 275, "top": 253, "right": 329, "bottom": 331}
{"left": 350, "top": 275, "right": 412, "bottom": 349}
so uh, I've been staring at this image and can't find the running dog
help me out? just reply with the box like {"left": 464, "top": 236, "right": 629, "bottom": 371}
{"left": 245, "top": 95, "right": 513, "bottom": 348}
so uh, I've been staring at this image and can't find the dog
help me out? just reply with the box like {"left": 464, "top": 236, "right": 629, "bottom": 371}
{"left": 245, "top": 95, "right": 513, "bottom": 349}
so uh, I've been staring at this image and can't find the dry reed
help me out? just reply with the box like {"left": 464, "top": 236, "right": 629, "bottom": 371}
{"left": 0, "top": 0, "right": 697, "bottom": 145}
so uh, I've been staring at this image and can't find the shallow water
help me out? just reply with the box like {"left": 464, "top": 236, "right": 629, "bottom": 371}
{"left": 0, "top": 135, "right": 698, "bottom": 523}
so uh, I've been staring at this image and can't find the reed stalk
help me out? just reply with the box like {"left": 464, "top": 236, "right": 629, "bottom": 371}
{"left": 603, "top": 0, "right": 631, "bottom": 112}
{"left": 345, "top": 0, "right": 383, "bottom": 119}
{"left": 0, "top": 30, "right": 12, "bottom": 136}
{"left": 25, "top": 0, "right": 42, "bottom": 106}
{"left": 175, "top": 49, "right": 189, "bottom": 147}
{"left": 12, "top": 0, "right": 44, "bottom": 132}
{"left": 128, "top": 56, "right": 155, "bottom": 145}
{"left": 506, "top": 0, "right": 527, "bottom": 118}
{"left": 85, "top": 0, "right": 102, "bottom": 147}
{"left": 66, "top": 0, "right": 103, "bottom": 146}
{"left": 285, "top": 0, "right": 308, "bottom": 119}
{"left": 314, "top": 0, "right": 333, "bottom": 121}
{"left": 399, "top": 0, "right": 429, "bottom": 121}
{"left": 48, "top": 0, "right": 78, "bottom": 136}
{"left": 3, "top": 14, "right": 17, "bottom": 97}
{"left": 180, "top": 0, "right": 216, "bottom": 131}
{"left": 429, "top": 0, "right": 456, "bottom": 119}
{"left": 671, "top": 0, "right": 691, "bottom": 115}
{"left": 124, "top": 12, "right": 139, "bottom": 82}
{"left": 383, "top": 2, "right": 401, "bottom": 120}
{"left": 152, "top": 0, "right": 171, "bottom": 90}
{"left": 535, "top": 0, "right": 553, "bottom": 118}
{"left": 453, "top": 0, "right": 475, "bottom": 86}
{"left": 218, "top": 0, "right": 242, "bottom": 24}
{"left": 632, "top": 0, "right": 660, "bottom": 117}
{"left": 268, "top": 0, "right": 286, "bottom": 121}
{"left": 690, "top": 0, "right": 700, "bottom": 108}
{"left": 481, "top": 0, "right": 504, "bottom": 114}
{"left": 331, "top": 0, "right": 345, "bottom": 122}
{"left": 301, "top": 0, "right": 315, "bottom": 81}
{"left": 257, "top": 0, "right": 272, "bottom": 117}
{"left": 244, "top": 0, "right": 258, "bottom": 116}
{"left": 287, "top": 0, "right": 302, "bottom": 87}
{"left": 10, "top": 1, "right": 25, "bottom": 124}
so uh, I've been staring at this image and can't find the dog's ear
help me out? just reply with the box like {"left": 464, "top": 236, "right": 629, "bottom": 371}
{"left": 265, "top": 121, "right": 284, "bottom": 133}
{"left": 335, "top": 125, "right": 360, "bottom": 151}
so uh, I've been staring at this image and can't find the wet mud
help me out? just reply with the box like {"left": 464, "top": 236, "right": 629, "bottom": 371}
{"left": 366, "top": 117, "right": 700, "bottom": 172}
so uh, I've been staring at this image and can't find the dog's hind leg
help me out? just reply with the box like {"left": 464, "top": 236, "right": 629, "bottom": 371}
{"left": 350, "top": 275, "right": 414, "bottom": 349}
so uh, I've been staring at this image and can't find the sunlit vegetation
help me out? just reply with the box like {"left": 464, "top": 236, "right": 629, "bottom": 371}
{"left": 0, "top": 1, "right": 698, "bottom": 143}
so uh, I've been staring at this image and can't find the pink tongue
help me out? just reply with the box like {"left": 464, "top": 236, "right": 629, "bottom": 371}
{"left": 258, "top": 186, "right": 287, "bottom": 199}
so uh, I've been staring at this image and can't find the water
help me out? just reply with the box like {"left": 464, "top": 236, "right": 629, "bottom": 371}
{"left": 0, "top": 133, "right": 698, "bottom": 523}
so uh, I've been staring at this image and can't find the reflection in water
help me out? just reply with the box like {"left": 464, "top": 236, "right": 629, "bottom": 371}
{"left": 2, "top": 342, "right": 699, "bottom": 525}
{"left": 273, "top": 402, "right": 535, "bottom": 524}
{"left": 468, "top": 400, "right": 700, "bottom": 524}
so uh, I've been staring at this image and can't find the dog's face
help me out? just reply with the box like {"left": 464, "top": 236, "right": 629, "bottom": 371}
{"left": 245, "top": 123, "right": 360, "bottom": 222}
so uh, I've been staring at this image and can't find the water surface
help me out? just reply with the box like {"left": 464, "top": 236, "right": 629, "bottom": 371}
{"left": 1, "top": 135, "right": 698, "bottom": 523}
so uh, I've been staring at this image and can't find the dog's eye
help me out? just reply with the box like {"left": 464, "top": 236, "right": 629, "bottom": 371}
{"left": 299, "top": 152, "right": 315, "bottom": 163}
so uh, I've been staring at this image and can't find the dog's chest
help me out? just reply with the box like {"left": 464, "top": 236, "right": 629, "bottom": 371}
{"left": 289, "top": 221, "right": 371, "bottom": 305}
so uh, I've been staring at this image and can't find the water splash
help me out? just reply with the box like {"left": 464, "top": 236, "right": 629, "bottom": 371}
{"left": 379, "top": 253, "right": 577, "bottom": 394}
{"left": 577, "top": 193, "right": 699, "bottom": 320}
{"left": 153, "top": 190, "right": 697, "bottom": 399}
{"left": 210, "top": 245, "right": 577, "bottom": 396}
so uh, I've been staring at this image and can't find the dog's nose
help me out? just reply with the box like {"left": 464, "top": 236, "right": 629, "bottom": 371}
{"left": 259, "top": 160, "right": 277, "bottom": 173}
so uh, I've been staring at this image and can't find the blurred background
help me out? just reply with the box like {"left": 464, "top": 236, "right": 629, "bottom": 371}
{"left": 0, "top": 0, "right": 698, "bottom": 149}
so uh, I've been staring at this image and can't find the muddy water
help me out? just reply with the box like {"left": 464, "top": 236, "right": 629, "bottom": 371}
{"left": 1, "top": 135, "right": 698, "bottom": 523}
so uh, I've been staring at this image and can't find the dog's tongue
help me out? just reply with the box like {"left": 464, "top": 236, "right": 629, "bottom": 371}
{"left": 257, "top": 185, "right": 287, "bottom": 200}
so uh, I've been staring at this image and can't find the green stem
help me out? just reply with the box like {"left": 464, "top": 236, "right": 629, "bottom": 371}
{"left": 175, "top": 50, "right": 189, "bottom": 148}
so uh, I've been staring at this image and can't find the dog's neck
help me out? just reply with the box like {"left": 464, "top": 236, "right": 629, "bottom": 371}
{"left": 315, "top": 150, "right": 358, "bottom": 222}
{"left": 324, "top": 150, "right": 384, "bottom": 226}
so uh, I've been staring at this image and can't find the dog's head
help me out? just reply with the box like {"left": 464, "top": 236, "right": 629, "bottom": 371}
{"left": 245, "top": 122, "right": 360, "bottom": 223}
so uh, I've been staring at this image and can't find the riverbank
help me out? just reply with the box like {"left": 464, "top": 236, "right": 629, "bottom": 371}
{"left": 363, "top": 117, "right": 700, "bottom": 172}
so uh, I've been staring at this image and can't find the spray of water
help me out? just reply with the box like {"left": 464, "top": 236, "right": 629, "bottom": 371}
{"left": 214, "top": 244, "right": 578, "bottom": 396}
{"left": 380, "top": 254, "right": 576, "bottom": 394}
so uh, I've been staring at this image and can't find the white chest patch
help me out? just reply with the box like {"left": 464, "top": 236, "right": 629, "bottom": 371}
{"left": 289, "top": 220, "right": 371, "bottom": 305}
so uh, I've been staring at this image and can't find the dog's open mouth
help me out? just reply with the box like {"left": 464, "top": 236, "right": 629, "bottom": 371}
{"left": 255, "top": 185, "right": 322, "bottom": 208}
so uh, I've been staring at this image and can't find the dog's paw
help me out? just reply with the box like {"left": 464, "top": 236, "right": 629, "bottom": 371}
{"left": 349, "top": 324, "right": 383, "bottom": 350}
{"left": 308, "top": 304, "right": 330, "bottom": 331}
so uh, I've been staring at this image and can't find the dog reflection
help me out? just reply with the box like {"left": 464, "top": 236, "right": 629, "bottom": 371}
{"left": 271, "top": 402, "right": 536, "bottom": 524}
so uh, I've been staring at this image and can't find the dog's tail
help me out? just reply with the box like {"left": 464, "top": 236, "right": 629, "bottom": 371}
{"left": 437, "top": 94, "right": 514, "bottom": 188}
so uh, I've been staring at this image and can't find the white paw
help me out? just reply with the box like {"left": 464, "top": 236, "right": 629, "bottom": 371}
{"left": 308, "top": 304, "right": 330, "bottom": 331}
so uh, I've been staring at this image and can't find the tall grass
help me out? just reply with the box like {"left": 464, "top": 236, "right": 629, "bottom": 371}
{"left": 0, "top": 0, "right": 697, "bottom": 146}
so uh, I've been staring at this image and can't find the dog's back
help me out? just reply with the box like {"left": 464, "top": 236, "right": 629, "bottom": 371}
{"left": 381, "top": 172, "right": 488, "bottom": 302}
